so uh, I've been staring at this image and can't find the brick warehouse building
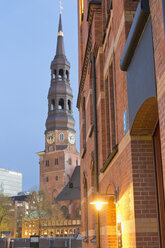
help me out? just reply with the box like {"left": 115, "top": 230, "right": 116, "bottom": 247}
{"left": 77, "top": 0, "right": 165, "bottom": 248}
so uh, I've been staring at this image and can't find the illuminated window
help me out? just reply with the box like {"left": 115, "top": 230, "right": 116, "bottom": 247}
{"left": 56, "top": 229, "right": 60, "bottom": 237}
{"left": 80, "top": 0, "right": 84, "bottom": 21}
{"left": 64, "top": 229, "right": 68, "bottom": 237}
{"left": 81, "top": 0, "right": 84, "bottom": 14}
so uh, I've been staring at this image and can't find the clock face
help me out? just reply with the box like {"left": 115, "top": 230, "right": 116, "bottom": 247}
{"left": 46, "top": 133, "right": 55, "bottom": 144}
{"left": 68, "top": 132, "right": 75, "bottom": 144}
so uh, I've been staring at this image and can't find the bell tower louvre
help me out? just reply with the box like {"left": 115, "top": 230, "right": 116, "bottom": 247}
{"left": 37, "top": 12, "right": 80, "bottom": 200}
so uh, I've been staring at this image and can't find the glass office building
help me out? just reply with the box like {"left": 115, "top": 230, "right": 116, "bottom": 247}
{"left": 0, "top": 168, "right": 22, "bottom": 196}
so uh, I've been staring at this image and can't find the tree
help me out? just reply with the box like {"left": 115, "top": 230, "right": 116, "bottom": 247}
{"left": 26, "top": 190, "right": 63, "bottom": 219}
{"left": 24, "top": 190, "right": 64, "bottom": 236}
{"left": 0, "top": 194, "right": 15, "bottom": 235}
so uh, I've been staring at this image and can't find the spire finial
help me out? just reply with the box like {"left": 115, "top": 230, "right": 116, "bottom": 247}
{"left": 59, "top": 0, "right": 63, "bottom": 14}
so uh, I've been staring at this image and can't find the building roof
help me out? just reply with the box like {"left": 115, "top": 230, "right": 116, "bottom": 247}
{"left": 11, "top": 194, "right": 29, "bottom": 202}
{"left": 56, "top": 166, "right": 80, "bottom": 201}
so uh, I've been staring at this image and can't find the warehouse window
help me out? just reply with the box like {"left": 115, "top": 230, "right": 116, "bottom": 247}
{"left": 55, "top": 158, "right": 58, "bottom": 165}
{"left": 104, "top": 62, "right": 117, "bottom": 159}
{"left": 82, "top": 97, "right": 86, "bottom": 149}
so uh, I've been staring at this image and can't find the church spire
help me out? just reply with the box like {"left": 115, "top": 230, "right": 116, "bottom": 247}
{"left": 56, "top": 13, "right": 65, "bottom": 57}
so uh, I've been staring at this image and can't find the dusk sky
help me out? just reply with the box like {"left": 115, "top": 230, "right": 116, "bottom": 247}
{"left": 0, "top": 0, "right": 79, "bottom": 191}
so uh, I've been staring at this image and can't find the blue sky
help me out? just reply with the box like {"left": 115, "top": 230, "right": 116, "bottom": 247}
{"left": 0, "top": 0, "right": 79, "bottom": 191}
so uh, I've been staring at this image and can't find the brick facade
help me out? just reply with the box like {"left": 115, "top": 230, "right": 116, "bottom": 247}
{"left": 77, "top": 0, "right": 165, "bottom": 247}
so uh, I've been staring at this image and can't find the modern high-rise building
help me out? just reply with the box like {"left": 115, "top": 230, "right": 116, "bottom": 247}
{"left": 0, "top": 168, "right": 22, "bottom": 196}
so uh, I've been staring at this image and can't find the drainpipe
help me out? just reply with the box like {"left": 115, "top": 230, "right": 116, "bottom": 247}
{"left": 91, "top": 52, "right": 100, "bottom": 248}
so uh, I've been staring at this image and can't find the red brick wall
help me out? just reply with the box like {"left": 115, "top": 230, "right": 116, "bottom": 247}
{"left": 131, "top": 138, "right": 160, "bottom": 248}
{"left": 77, "top": 0, "right": 164, "bottom": 248}
{"left": 150, "top": 0, "right": 165, "bottom": 191}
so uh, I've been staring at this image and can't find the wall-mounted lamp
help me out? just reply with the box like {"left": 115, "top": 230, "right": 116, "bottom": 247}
{"left": 90, "top": 200, "right": 108, "bottom": 210}
{"left": 90, "top": 187, "right": 119, "bottom": 210}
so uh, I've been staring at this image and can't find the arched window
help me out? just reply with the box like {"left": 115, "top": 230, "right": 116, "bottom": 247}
{"left": 66, "top": 70, "right": 69, "bottom": 80}
{"left": 61, "top": 206, "right": 69, "bottom": 219}
{"left": 58, "top": 98, "right": 64, "bottom": 110}
{"left": 83, "top": 97, "right": 86, "bottom": 148}
{"left": 53, "top": 69, "right": 56, "bottom": 79}
{"left": 51, "top": 99, "right": 55, "bottom": 111}
{"left": 67, "top": 100, "right": 71, "bottom": 111}
{"left": 83, "top": 174, "right": 88, "bottom": 239}
{"left": 52, "top": 189, "right": 57, "bottom": 202}
{"left": 75, "top": 208, "right": 81, "bottom": 218}
{"left": 59, "top": 69, "right": 63, "bottom": 80}
{"left": 60, "top": 133, "right": 64, "bottom": 141}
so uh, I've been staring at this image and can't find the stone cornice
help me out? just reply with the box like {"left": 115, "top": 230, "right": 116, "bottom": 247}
{"left": 77, "top": 24, "right": 92, "bottom": 109}
{"left": 77, "top": 2, "right": 101, "bottom": 109}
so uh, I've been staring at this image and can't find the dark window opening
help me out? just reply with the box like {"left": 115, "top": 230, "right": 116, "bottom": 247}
{"left": 109, "top": 64, "right": 116, "bottom": 149}
{"left": 83, "top": 97, "right": 86, "bottom": 149}
{"left": 50, "top": 99, "right": 55, "bottom": 111}
{"left": 58, "top": 98, "right": 64, "bottom": 110}
{"left": 60, "top": 229, "right": 63, "bottom": 237}
{"left": 53, "top": 69, "right": 56, "bottom": 79}
{"left": 104, "top": 62, "right": 116, "bottom": 160}
{"left": 66, "top": 70, "right": 69, "bottom": 80}
{"left": 56, "top": 176, "right": 58, "bottom": 181}
{"left": 68, "top": 158, "right": 72, "bottom": 165}
{"left": 105, "top": 77, "right": 111, "bottom": 156}
{"left": 59, "top": 69, "right": 63, "bottom": 80}
{"left": 107, "top": 0, "right": 112, "bottom": 14}
{"left": 55, "top": 158, "right": 59, "bottom": 165}
{"left": 75, "top": 208, "right": 81, "bottom": 218}
{"left": 76, "top": 159, "right": 78, "bottom": 166}
{"left": 61, "top": 206, "right": 69, "bottom": 219}
{"left": 46, "top": 160, "right": 49, "bottom": 167}
{"left": 46, "top": 177, "right": 49, "bottom": 182}
{"left": 67, "top": 100, "right": 71, "bottom": 112}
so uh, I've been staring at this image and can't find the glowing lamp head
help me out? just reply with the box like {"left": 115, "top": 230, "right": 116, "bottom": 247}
{"left": 90, "top": 200, "right": 108, "bottom": 211}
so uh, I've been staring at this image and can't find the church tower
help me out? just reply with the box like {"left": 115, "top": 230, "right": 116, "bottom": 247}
{"left": 37, "top": 13, "right": 80, "bottom": 200}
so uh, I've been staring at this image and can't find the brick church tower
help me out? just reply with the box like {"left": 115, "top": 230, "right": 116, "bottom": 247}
{"left": 37, "top": 13, "right": 80, "bottom": 200}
